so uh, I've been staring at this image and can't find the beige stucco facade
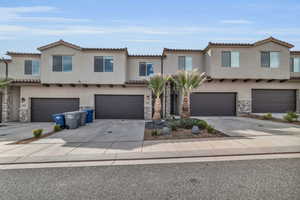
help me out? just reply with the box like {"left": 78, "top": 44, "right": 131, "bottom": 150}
{"left": 206, "top": 42, "right": 291, "bottom": 80}
{"left": 40, "top": 46, "right": 127, "bottom": 84}
{"left": 127, "top": 56, "right": 161, "bottom": 81}
{"left": 19, "top": 85, "right": 152, "bottom": 122}
{"left": 1, "top": 37, "right": 300, "bottom": 122}
{"left": 163, "top": 51, "right": 204, "bottom": 75}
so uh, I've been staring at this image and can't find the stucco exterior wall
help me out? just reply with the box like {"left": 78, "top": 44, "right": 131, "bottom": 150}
{"left": 6, "top": 55, "right": 41, "bottom": 80}
{"left": 163, "top": 52, "right": 204, "bottom": 75}
{"left": 127, "top": 57, "right": 161, "bottom": 81}
{"left": 0, "top": 62, "right": 6, "bottom": 79}
{"left": 208, "top": 42, "right": 291, "bottom": 79}
{"left": 40, "top": 45, "right": 127, "bottom": 84}
{"left": 19, "top": 85, "right": 152, "bottom": 122}
{"left": 192, "top": 81, "right": 300, "bottom": 114}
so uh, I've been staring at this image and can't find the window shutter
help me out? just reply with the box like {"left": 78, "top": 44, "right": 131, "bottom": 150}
{"left": 261, "top": 52, "right": 270, "bottom": 67}
{"left": 139, "top": 62, "right": 146, "bottom": 76}
{"left": 178, "top": 56, "right": 185, "bottom": 70}
{"left": 222, "top": 51, "right": 231, "bottom": 67}
{"left": 24, "top": 60, "right": 32, "bottom": 75}
{"left": 53, "top": 56, "right": 62, "bottom": 71}
{"left": 94, "top": 56, "right": 103, "bottom": 72}
{"left": 290, "top": 58, "right": 294, "bottom": 72}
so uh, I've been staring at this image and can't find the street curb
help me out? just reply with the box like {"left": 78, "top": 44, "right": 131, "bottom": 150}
{"left": 1, "top": 151, "right": 300, "bottom": 166}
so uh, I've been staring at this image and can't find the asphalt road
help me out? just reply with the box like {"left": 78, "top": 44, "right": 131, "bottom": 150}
{"left": 1, "top": 158, "right": 300, "bottom": 200}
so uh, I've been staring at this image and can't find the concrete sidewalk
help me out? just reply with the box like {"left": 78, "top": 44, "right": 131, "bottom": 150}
{"left": 1, "top": 134, "right": 300, "bottom": 164}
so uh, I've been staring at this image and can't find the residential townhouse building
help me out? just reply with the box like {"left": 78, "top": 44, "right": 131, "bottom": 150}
{"left": 0, "top": 37, "right": 299, "bottom": 123}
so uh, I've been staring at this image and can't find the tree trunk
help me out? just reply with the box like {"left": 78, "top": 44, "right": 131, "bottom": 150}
{"left": 153, "top": 97, "right": 161, "bottom": 120}
{"left": 181, "top": 94, "right": 190, "bottom": 119}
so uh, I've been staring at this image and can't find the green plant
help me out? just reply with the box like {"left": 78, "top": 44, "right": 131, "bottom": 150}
{"left": 0, "top": 79, "right": 12, "bottom": 88}
{"left": 284, "top": 112, "right": 299, "bottom": 122}
{"left": 151, "top": 129, "right": 160, "bottom": 136}
{"left": 207, "top": 125, "right": 215, "bottom": 134}
{"left": 33, "top": 129, "right": 43, "bottom": 138}
{"left": 148, "top": 74, "right": 169, "bottom": 120}
{"left": 194, "top": 120, "right": 208, "bottom": 129}
{"left": 168, "top": 121, "right": 179, "bottom": 131}
{"left": 53, "top": 125, "right": 62, "bottom": 132}
{"left": 262, "top": 113, "right": 273, "bottom": 120}
{"left": 170, "top": 70, "right": 206, "bottom": 119}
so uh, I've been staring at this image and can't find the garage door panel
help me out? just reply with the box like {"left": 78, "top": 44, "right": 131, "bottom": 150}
{"left": 252, "top": 89, "right": 296, "bottom": 113}
{"left": 95, "top": 95, "right": 144, "bottom": 119}
{"left": 191, "top": 93, "right": 236, "bottom": 116}
{"left": 31, "top": 98, "right": 79, "bottom": 122}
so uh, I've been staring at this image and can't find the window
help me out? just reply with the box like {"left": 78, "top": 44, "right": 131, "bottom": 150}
{"left": 221, "top": 51, "right": 239, "bottom": 67}
{"left": 291, "top": 57, "right": 300, "bottom": 72}
{"left": 178, "top": 56, "right": 192, "bottom": 71}
{"left": 261, "top": 51, "right": 280, "bottom": 68}
{"left": 139, "top": 62, "right": 154, "bottom": 76}
{"left": 53, "top": 56, "right": 72, "bottom": 72}
{"left": 94, "top": 56, "right": 113, "bottom": 72}
{"left": 24, "top": 60, "right": 40, "bottom": 75}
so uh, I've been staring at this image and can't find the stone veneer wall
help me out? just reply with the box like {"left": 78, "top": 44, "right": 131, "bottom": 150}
{"left": 144, "top": 88, "right": 152, "bottom": 120}
{"left": 237, "top": 100, "right": 251, "bottom": 115}
{"left": 297, "top": 89, "right": 300, "bottom": 113}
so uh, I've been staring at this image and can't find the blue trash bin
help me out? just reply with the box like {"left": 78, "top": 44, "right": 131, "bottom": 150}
{"left": 84, "top": 109, "right": 94, "bottom": 123}
{"left": 52, "top": 114, "right": 65, "bottom": 128}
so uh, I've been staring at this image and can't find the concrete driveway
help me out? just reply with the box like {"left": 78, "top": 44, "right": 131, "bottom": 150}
{"left": 198, "top": 117, "right": 300, "bottom": 137}
{"left": 0, "top": 122, "right": 54, "bottom": 142}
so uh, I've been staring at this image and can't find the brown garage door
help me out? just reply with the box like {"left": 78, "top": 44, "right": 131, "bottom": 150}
{"left": 191, "top": 93, "right": 236, "bottom": 116}
{"left": 95, "top": 95, "right": 144, "bottom": 119}
{"left": 31, "top": 98, "right": 80, "bottom": 122}
{"left": 252, "top": 89, "right": 296, "bottom": 113}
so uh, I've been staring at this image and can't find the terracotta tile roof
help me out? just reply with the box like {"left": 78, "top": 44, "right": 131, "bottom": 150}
{"left": 37, "top": 39, "right": 127, "bottom": 52}
{"left": 0, "top": 58, "right": 11, "bottom": 63}
{"left": 206, "top": 37, "right": 294, "bottom": 49}
{"left": 82, "top": 47, "right": 127, "bottom": 51}
{"left": 128, "top": 54, "right": 162, "bottom": 57}
{"left": 6, "top": 52, "right": 41, "bottom": 56}
{"left": 163, "top": 48, "right": 203, "bottom": 53}
{"left": 12, "top": 79, "right": 41, "bottom": 83}
{"left": 125, "top": 80, "right": 148, "bottom": 85}
{"left": 38, "top": 40, "right": 82, "bottom": 51}
{"left": 291, "top": 51, "right": 300, "bottom": 55}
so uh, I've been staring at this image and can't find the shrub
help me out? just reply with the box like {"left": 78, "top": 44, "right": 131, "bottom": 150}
{"left": 33, "top": 129, "right": 43, "bottom": 138}
{"left": 53, "top": 125, "right": 62, "bottom": 132}
{"left": 151, "top": 129, "right": 160, "bottom": 136}
{"left": 168, "top": 121, "right": 179, "bottom": 131}
{"left": 195, "top": 120, "right": 208, "bottom": 129}
{"left": 284, "top": 112, "right": 299, "bottom": 122}
{"left": 207, "top": 125, "right": 215, "bottom": 134}
{"left": 262, "top": 113, "right": 273, "bottom": 120}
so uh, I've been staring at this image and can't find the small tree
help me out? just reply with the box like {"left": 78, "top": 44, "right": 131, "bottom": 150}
{"left": 171, "top": 70, "right": 206, "bottom": 119}
{"left": 148, "top": 74, "right": 168, "bottom": 120}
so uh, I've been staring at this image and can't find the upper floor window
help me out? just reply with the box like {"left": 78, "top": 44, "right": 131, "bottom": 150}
{"left": 94, "top": 56, "right": 113, "bottom": 72}
{"left": 291, "top": 57, "right": 300, "bottom": 72}
{"left": 139, "top": 62, "right": 154, "bottom": 76}
{"left": 178, "top": 56, "right": 192, "bottom": 71}
{"left": 221, "top": 51, "right": 239, "bottom": 68}
{"left": 53, "top": 55, "right": 72, "bottom": 72}
{"left": 261, "top": 51, "right": 279, "bottom": 68}
{"left": 24, "top": 60, "right": 40, "bottom": 75}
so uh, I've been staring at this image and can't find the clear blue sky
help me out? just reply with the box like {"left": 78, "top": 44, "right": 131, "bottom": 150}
{"left": 1, "top": 0, "right": 300, "bottom": 57}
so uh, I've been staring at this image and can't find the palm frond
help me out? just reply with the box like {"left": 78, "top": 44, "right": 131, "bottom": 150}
{"left": 148, "top": 74, "right": 168, "bottom": 97}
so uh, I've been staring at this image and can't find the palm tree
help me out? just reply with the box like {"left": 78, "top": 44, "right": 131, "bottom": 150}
{"left": 148, "top": 74, "right": 168, "bottom": 120}
{"left": 171, "top": 70, "right": 206, "bottom": 119}
{"left": 0, "top": 79, "right": 12, "bottom": 89}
